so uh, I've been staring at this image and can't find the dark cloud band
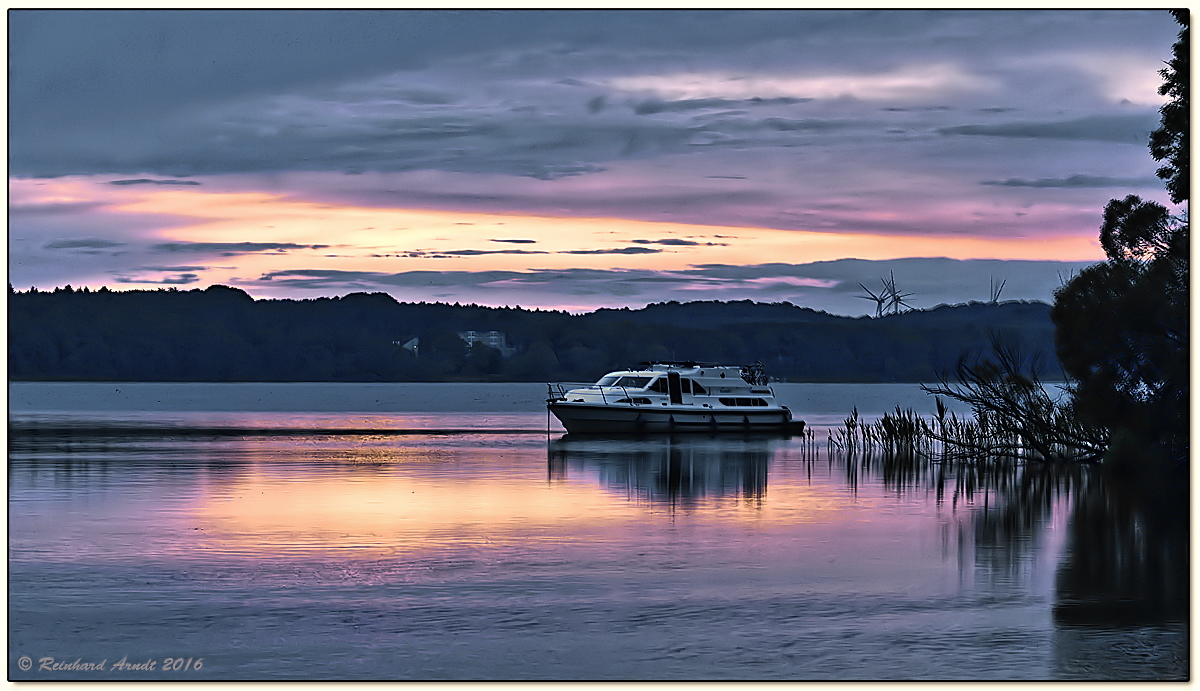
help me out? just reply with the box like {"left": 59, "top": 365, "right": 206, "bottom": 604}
{"left": 982, "top": 174, "right": 1159, "bottom": 188}
{"left": 151, "top": 242, "right": 331, "bottom": 255}
{"left": 44, "top": 238, "right": 126, "bottom": 250}
{"left": 938, "top": 114, "right": 1158, "bottom": 144}
{"left": 109, "top": 178, "right": 202, "bottom": 186}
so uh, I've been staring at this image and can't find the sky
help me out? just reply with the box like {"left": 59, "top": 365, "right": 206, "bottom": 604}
{"left": 8, "top": 9, "right": 1181, "bottom": 315}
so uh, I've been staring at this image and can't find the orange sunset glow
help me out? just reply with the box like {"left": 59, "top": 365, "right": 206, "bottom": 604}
{"left": 18, "top": 177, "right": 1105, "bottom": 281}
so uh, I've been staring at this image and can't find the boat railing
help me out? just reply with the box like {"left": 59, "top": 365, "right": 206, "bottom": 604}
{"left": 546, "top": 382, "right": 602, "bottom": 403}
{"left": 547, "top": 382, "right": 648, "bottom": 406}
{"left": 546, "top": 382, "right": 568, "bottom": 402}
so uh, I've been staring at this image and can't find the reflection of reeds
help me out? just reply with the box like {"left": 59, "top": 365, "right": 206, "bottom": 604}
{"left": 827, "top": 404, "right": 1088, "bottom": 509}
{"left": 824, "top": 398, "right": 1187, "bottom": 641}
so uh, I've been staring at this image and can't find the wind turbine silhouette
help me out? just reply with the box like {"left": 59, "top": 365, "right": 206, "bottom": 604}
{"left": 856, "top": 272, "right": 912, "bottom": 317}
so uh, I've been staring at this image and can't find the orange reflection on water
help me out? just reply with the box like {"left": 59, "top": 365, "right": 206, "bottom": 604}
{"left": 188, "top": 438, "right": 932, "bottom": 563}
{"left": 192, "top": 456, "right": 632, "bottom": 558}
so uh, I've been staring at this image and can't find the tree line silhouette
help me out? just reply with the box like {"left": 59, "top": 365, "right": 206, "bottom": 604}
{"left": 8, "top": 284, "right": 1059, "bottom": 384}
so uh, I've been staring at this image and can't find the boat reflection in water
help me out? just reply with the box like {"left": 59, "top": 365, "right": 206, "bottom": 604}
{"left": 547, "top": 434, "right": 777, "bottom": 508}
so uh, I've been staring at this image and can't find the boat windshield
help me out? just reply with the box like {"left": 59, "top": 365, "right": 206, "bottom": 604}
{"left": 600, "top": 376, "right": 653, "bottom": 389}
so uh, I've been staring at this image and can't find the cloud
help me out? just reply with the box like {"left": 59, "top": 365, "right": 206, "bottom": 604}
{"left": 237, "top": 257, "right": 1099, "bottom": 315}
{"left": 256, "top": 268, "right": 528, "bottom": 289}
{"left": 684, "top": 258, "right": 1099, "bottom": 304}
{"left": 560, "top": 247, "right": 663, "bottom": 255}
{"left": 625, "top": 237, "right": 731, "bottom": 247}
{"left": 632, "top": 96, "right": 812, "bottom": 115}
{"left": 434, "top": 248, "right": 550, "bottom": 256}
{"left": 109, "top": 178, "right": 202, "bottom": 186}
{"left": 371, "top": 246, "right": 682, "bottom": 258}
{"left": 6, "top": 10, "right": 1178, "bottom": 300}
{"left": 632, "top": 238, "right": 700, "bottom": 246}
{"left": 982, "top": 174, "right": 1158, "bottom": 188}
{"left": 607, "top": 63, "right": 993, "bottom": 101}
{"left": 376, "top": 184, "right": 775, "bottom": 218}
{"left": 44, "top": 238, "right": 126, "bottom": 250}
{"left": 937, "top": 113, "right": 1158, "bottom": 144}
{"left": 151, "top": 241, "right": 330, "bottom": 255}
{"left": 257, "top": 269, "right": 388, "bottom": 286}
{"left": 135, "top": 265, "right": 210, "bottom": 271}
{"left": 490, "top": 238, "right": 537, "bottom": 244}
{"left": 11, "top": 201, "right": 108, "bottom": 215}
{"left": 10, "top": 11, "right": 1172, "bottom": 187}
{"left": 114, "top": 273, "right": 200, "bottom": 285}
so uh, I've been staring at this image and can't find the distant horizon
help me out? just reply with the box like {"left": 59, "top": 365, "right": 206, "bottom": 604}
{"left": 12, "top": 264, "right": 1073, "bottom": 319}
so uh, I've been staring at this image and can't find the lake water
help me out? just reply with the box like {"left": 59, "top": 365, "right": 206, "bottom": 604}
{"left": 8, "top": 382, "right": 1187, "bottom": 680}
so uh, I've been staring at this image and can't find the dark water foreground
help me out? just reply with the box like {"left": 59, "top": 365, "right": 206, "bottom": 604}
{"left": 8, "top": 384, "right": 1187, "bottom": 680}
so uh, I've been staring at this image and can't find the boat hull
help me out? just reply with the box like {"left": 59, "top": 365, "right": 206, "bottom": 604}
{"left": 548, "top": 401, "right": 798, "bottom": 435}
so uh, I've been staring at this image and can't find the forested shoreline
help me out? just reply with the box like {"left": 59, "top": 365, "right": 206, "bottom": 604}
{"left": 8, "top": 285, "right": 1059, "bottom": 383}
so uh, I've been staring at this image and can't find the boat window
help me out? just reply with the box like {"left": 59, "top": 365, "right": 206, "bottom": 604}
{"left": 719, "top": 397, "right": 768, "bottom": 407}
{"left": 648, "top": 377, "right": 669, "bottom": 393}
{"left": 614, "top": 376, "right": 652, "bottom": 388}
{"left": 616, "top": 397, "right": 652, "bottom": 405}
{"left": 680, "top": 379, "right": 691, "bottom": 394}
{"left": 596, "top": 375, "right": 620, "bottom": 386}
{"left": 690, "top": 380, "right": 707, "bottom": 395}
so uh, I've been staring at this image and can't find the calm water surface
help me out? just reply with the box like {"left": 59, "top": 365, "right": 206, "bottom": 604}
{"left": 8, "top": 383, "right": 1187, "bottom": 680}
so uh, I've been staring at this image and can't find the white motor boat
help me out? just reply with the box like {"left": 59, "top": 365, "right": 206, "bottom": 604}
{"left": 546, "top": 361, "right": 803, "bottom": 434}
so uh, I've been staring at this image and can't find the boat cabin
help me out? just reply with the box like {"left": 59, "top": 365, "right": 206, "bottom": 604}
{"left": 583, "top": 362, "right": 773, "bottom": 408}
